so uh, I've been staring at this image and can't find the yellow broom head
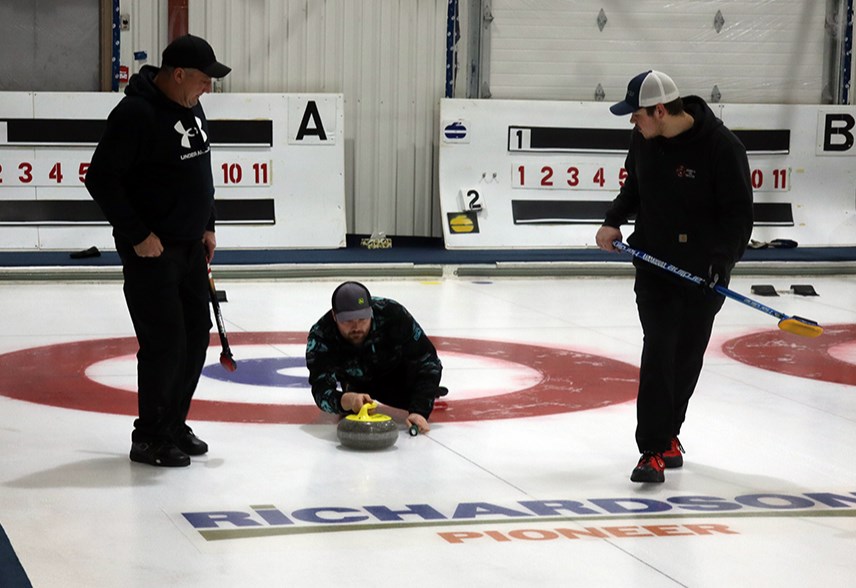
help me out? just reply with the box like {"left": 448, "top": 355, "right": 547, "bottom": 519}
{"left": 778, "top": 317, "right": 823, "bottom": 338}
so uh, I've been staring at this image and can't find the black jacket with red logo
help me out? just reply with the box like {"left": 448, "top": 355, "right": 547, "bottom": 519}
{"left": 85, "top": 65, "right": 216, "bottom": 245}
{"left": 603, "top": 95, "right": 753, "bottom": 279}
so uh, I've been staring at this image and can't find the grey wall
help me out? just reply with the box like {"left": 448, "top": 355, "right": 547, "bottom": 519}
{"left": 0, "top": 0, "right": 101, "bottom": 92}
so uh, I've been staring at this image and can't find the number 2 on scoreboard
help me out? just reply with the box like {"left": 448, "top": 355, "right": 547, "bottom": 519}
{"left": 466, "top": 189, "right": 482, "bottom": 210}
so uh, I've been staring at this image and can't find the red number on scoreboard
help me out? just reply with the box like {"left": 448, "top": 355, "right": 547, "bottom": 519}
{"left": 221, "top": 163, "right": 243, "bottom": 184}
{"left": 566, "top": 167, "right": 580, "bottom": 187}
{"left": 78, "top": 163, "right": 90, "bottom": 183}
{"left": 540, "top": 166, "right": 553, "bottom": 187}
{"left": 49, "top": 162, "right": 64, "bottom": 183}
{"left": 18, "top": 162, "right": 33, "bottom": 183}
{"left": 253, "top": 162, "right": 268, "bottom": 184}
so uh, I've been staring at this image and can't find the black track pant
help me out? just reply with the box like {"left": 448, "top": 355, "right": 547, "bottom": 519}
{"left": 116, "top": 238, "right": 212, "bottom": 443}
{"left": 633, "top": 268, "right": 725, "bottom": 453}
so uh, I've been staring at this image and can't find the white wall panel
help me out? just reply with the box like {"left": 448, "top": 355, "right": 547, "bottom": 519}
{"left": 119, "top": 0, "right": 168, "bottom": 76}
{"left": 188, "top": 0, "right": 449, "bottom": 238}
{"left": 486, "top": 1, "right": 829, "bottom": 104}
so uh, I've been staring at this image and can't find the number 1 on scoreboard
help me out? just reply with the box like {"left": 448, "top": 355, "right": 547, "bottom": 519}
{"left": 508, "top": 127, "right": 532, "bottom": 151}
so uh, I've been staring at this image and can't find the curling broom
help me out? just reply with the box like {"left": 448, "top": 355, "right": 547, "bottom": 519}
{"left": 207, "top": 263, "right": 238, "bottom": 371}
{"left": 613, "top": 241, "right": 823, "bottom": 338}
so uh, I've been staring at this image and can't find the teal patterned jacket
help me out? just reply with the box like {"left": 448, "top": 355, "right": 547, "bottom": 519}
{"left": 306, "top": 297, "right": 443, "bottom": 418}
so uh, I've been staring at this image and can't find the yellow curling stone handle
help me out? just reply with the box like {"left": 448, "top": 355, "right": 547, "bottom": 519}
{"left": 345, "top": 402, "right": 392, "bottom": 422}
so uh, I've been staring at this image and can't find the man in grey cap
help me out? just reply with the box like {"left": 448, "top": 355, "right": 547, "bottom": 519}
{"left": 595, "top": 70, "right": 753, "bottom": 483}
{"left": 306, "top": 281, "right": 445, "bottom": 434}
{"left": 85, "top": 34, "right": 230, "bottom": 467}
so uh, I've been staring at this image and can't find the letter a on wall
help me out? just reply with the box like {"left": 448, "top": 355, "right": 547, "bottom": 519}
{"left": 288, "top": 96, "right": 338, "bottom": 145}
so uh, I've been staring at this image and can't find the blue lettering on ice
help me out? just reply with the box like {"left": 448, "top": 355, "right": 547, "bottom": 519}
{"left": 184, "top": 511, "right": 263, "bottom": 529}
{"left": 518, "top": 500, "right": 600, "bottom": 516}
{"left": 183, "top": 492, "right": 856, "bottom": 529}
{"left": 364, "top": 504, "right": 447, "bottom": 521}
{"left": 734, "top": 494, "right": 816, "bottom": 509}
{"left": 804, "top": 492, "right": 856, "bottom": 507}
{"left": 291, "top": 508, "right": 369, "bottom": 524}
{"left": 452, "top": 503, "right": 532, "bottom": 519}
{"left": 588, "top": 498, "right": 672, "bottom": 514}
{"left": 667, "top": 496, "right": 742, "bottom": 512}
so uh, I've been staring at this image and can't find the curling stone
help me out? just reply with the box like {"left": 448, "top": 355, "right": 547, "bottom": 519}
{"left": 337, "top": 402, "right": 398, "bottom": 450}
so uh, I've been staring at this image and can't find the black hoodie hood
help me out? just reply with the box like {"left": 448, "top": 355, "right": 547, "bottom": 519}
{"left": 663, "top": 95, "right": 724, "bottom": 148}
{"left": 125, "top": 65, "right": 161, "bottom": 101}
{"left": 125, "top": 65, "right": 192, "bottom": 114}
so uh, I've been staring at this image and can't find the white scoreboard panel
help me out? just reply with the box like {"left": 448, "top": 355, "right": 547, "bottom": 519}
{"left": 0, "top": 92, "right": 346, "bottom": 251}
{"left": 439, "top": 98, "right": 856, "bottom": 249}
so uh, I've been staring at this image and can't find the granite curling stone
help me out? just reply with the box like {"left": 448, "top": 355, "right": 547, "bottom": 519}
{"left": 337, "top": 402, "right": 398, "bottom": 450}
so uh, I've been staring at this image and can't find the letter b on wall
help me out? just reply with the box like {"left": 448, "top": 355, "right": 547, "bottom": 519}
{"left": 817, "top": 111, "right": 856, "bottom": 155}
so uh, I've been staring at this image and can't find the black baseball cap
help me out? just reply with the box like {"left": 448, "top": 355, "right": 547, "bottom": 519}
{"left": 162, "top": 34, "right": 231, "bottom": 78}
{"left": 332, "top": 281, "right": 373, "bottom": 322}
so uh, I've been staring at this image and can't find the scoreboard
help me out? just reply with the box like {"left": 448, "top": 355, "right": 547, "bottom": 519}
{"left": 0, "top": 92, "right": 346, "bottom": 251}
{"left": 439, "top": 99, "right": 856, "bottom": 249}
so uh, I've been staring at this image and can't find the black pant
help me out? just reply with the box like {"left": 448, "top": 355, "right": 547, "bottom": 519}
{"left": 116, "top": 238, "right": 212, "bottom": 443}
{"left": 633, "top": 268, "right": 725, "bottom": 453}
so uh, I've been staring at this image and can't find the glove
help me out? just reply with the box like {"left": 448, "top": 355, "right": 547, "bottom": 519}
{"left": 701, "top": 263, "right": 726, "bottom": 294}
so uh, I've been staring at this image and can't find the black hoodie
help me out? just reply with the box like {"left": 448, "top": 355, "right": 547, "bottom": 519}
{"left": 603, "top": 95, "right": 754, "bottom": 279}
{"left": 85, "top": 65, "right": 216, "bottom": 245}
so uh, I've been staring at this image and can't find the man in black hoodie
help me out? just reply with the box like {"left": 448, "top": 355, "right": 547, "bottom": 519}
{"left": 85, "top": 35, "right": 231, "bottom": 467}
{"left": 595, "top": 71, "right": 753, "bottom": 483}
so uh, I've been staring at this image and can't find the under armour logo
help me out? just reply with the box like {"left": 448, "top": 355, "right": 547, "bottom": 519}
{"left": 173, "top": 118, "right": 208, "bottom": 149}
{"left": 195, "top": 116, "right": 208, "bottom": 143}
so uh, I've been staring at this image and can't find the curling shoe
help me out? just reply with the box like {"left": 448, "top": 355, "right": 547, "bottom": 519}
{"left": 662, "top": 437, "right": 684, "bottom": 468}
{"left": 630, "top": 451, "right": 665, "bottom": 483}
{"left": 130, "top": 441, "right": 190, "bottom": 467}
{"left": 174, "top": 427, "right": 209, "bottom": 456}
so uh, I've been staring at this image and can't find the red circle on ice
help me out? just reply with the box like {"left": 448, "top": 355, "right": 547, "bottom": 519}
{"left": 722, "top": 323, "right": 856, "bottom": 386}
{"left": 0, "top": 332, "right": 639, "bottom": 423}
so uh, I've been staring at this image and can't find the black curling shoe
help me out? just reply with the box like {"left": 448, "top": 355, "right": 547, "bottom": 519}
{"left": 130, "top": 441, "right": 191, "bottom": 467}
{"left": 174, "top": 428, "right": 209, "bottom": 456}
